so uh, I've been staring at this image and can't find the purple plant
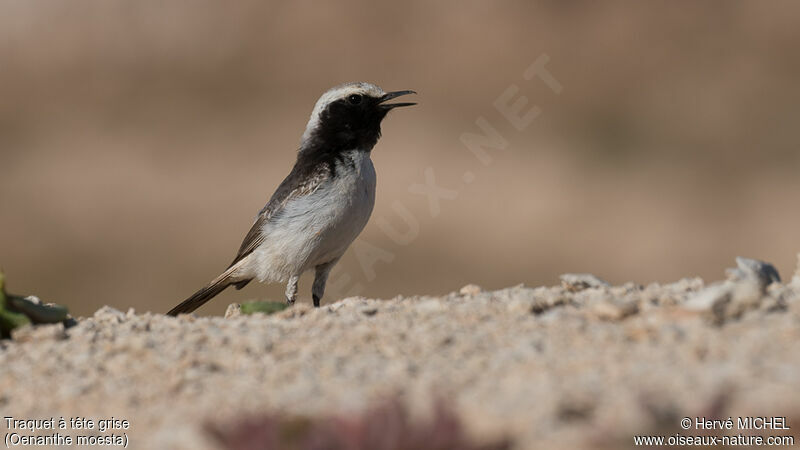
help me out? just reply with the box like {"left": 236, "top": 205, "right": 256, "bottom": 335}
{"left": 207, "top": 399, "right": 511, "bottom": 450}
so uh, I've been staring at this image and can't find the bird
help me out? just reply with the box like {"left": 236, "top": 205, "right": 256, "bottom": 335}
{"left": 167, "top": 82, "right": 416, "bottom": 316}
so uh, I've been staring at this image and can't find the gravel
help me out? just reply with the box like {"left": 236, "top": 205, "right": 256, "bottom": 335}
{"left": 2, "top": 256, "right": 799, "bottom": 449}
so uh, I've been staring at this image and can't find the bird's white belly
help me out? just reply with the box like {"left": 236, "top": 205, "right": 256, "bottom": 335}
{"left": 249, "top": 152, "right": 376, "bottom": 282}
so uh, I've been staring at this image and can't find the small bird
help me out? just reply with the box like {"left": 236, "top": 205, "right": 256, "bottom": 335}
{"left": 167, "top": 82, "right": 416, "bottom": 315}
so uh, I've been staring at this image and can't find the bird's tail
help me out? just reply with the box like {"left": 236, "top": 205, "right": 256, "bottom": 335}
{"left": 167, "top": 270, "right": 238, "bottom": 316}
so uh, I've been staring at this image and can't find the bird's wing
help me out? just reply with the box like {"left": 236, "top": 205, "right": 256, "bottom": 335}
{"left": 227, "top": 163, "right": 330, "bottom": 268}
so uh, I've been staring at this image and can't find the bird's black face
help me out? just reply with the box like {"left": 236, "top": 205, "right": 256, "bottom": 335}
{"left": 316, "top": 90, "right": 416, "bottom": 151}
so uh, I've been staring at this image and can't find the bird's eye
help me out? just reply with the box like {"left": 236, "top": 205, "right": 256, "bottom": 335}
{"left": 348, "top": 94, "right": 363, "bottom": 105}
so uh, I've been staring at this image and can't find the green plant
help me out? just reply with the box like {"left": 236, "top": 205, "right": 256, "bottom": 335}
{"left": 0, "top": 271, "right": 69, "bottom": 338}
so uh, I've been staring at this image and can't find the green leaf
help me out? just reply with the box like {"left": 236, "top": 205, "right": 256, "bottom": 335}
{"left": 0, "top": 308, "right": 32, "bottom": 338}
{"left": 7, "top": 296, "right": 69, "bottom": 323}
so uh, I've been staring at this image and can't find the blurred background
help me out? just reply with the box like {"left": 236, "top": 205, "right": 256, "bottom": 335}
{"left": 1, "top": 1, "right": 799, "bottom": 316}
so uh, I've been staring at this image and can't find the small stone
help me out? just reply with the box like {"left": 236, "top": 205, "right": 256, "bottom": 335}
{"left": 683, "top": 276, "right": 765, "bottom": 325}
{"left": 224, "top": 303, "right": 242, "bottom": 319}
{"left": 23, "top": 295, "right": 42, "bottom": 305}
{"left": 683, "top": 283, "right": 732, "bottom": 313}
{"left": 530, "top": 292, "right": 570, "bottom": 315}
{"left": 681, "top": 257, "right": 789, "bottom": 325}
{"left": 415, "top": 299, "right": 445, "bottom": 313}
{"left": 506, "top": 297, "right": 534, "bottom": 314}
{"left": 684, "top": 283, "right": 731, "bottom": 325}
{"left": 560, "top": 273, "right": 610, "bottom": 292}
{"left": 760, "top": 289, "right": 787, "bottom": 313}
{"left": 728, "top": 278, "right": 762, "bottom": 316}
{"left": 590, "top": 299, "right": 639, "bottom": 321}
{"left": 93, "top": 306, "right": 126, "bottom": 322}
{"left": 459, "top": 284, "right": 483, "bottom": 296}
{"left": 339, "top": 296, "right": 368, "bottom": 307}
{"left": 726, "top": 257, "right": 781, "bottom": 289}
{"left": 327, "top": 302, "right": 345, "bottom": 312}
{"left": 360, "top": 307, "right": 378, "bottom": 317}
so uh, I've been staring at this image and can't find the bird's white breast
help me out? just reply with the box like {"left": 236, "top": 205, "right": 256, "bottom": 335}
{"left": 248, "top": 150, "right": 376, "bottom": 282}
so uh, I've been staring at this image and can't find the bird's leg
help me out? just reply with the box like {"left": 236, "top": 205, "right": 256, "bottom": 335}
{"left": 312, "top": 259, "right": 338, "bottom": 307}
{"left": 285, "top": 275, "right": 299, "bottom": 305}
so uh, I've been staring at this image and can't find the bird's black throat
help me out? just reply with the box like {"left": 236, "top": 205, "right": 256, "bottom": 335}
{"left": 295, "top": 96, "right": 388, "bottom": 177}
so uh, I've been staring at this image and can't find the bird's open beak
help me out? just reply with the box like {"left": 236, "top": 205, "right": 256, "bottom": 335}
{"left": 379, "top": 90, "right": 417, "bottom": 109}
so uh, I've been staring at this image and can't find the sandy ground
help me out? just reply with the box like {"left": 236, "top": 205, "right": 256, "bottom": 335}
{"left": 1, "top": 256, "right": 799, "bottom": 449}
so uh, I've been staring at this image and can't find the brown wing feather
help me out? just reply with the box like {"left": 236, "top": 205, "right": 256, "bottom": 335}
{"left": 227, "top": 163, "right": 330, "bottom": 268}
